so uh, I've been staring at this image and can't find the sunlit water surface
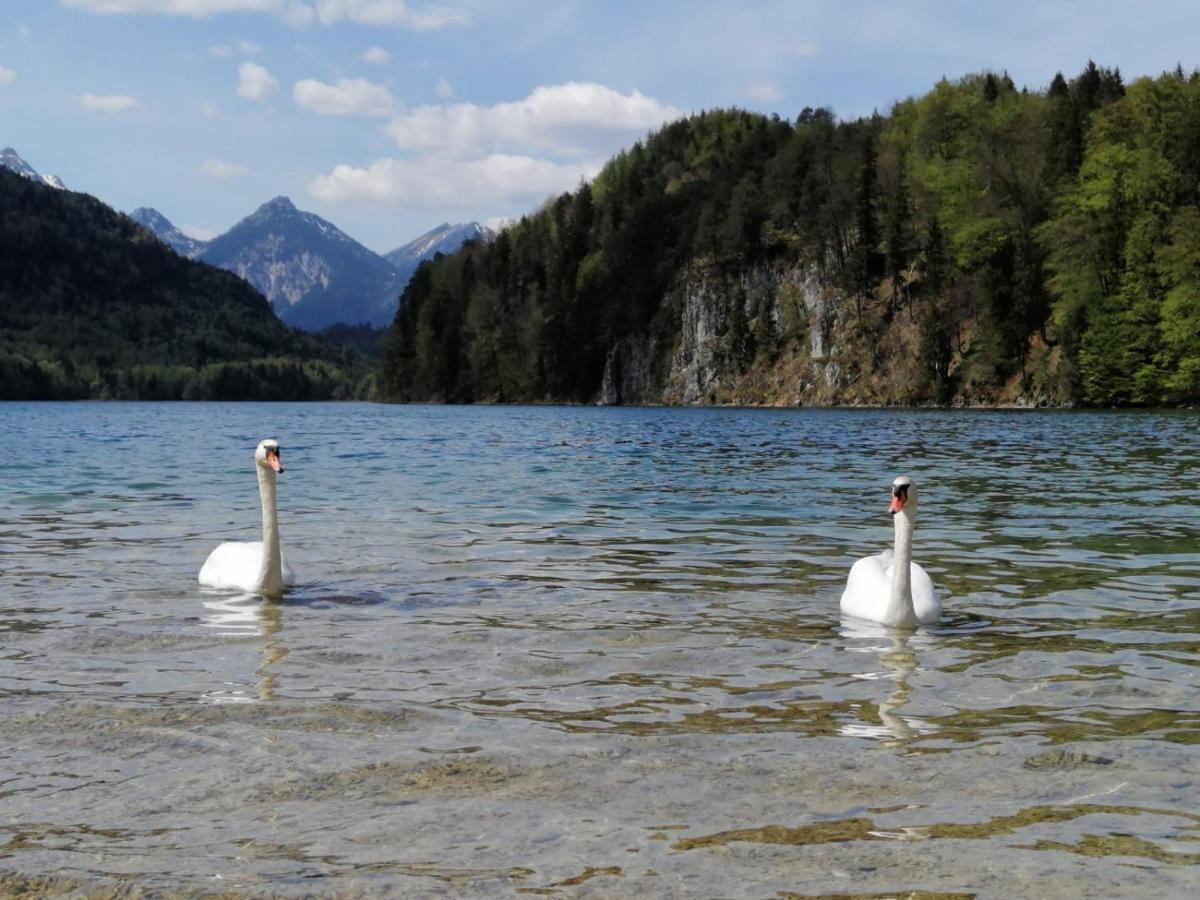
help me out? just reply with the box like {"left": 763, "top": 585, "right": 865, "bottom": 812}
{"left": 1, "top": 402, "right": 1198, "bottom": 898}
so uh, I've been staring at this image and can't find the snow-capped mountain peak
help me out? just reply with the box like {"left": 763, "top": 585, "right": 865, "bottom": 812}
{"left": 129, "top": 207, "right": 208, "bottom": 259}
{"left": 384, "top": 221, "right": 492, "bottom": 270}
{"left": 1, "top": 147, "right": 66, "bottom": 190}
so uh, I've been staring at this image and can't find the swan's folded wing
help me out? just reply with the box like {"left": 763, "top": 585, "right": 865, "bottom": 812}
{"left": 199, "top": 541, "right": 264, "bottom": 591}
{"left": 840, "top": 553, "right": 890, "bottom": 619}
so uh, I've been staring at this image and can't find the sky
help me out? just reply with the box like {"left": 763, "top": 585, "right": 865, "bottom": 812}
{"left": 2, "top": 1, "right": 1200, "bottom": 254}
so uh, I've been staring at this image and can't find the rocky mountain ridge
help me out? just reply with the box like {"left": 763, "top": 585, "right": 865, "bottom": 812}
{"left": 198, "top": 196, "right": 405, "bottom": 331}
{"left": 1, "top": 147, "right": 66, "bottom": 190}
{"left": 129, "top": 206, "right": 207, "bottom": 258}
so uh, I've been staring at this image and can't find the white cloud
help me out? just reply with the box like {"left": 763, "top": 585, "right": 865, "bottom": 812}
{"left": 0, "top": 66, "right": 15, "bottom": 85}
{"left": 200, "top": 99, "right": 221, "bottom": 117}
{"left": 78, "top": 92, "right": 141, "bottom": 112}
{"left": 795, "top": 39, "right": 821, "bottom": 57}
{"left": 200, "top": 158, "right": 250, "bottom": 178}
{"left": 17, "top": 24, "right": 32, "bottom": 39}
{"left": 293, "top": 77, "right": 396, "bottom": 116}
{"left": 436, "top": 75, "right": 453, "bottom": 98}
{"left": 746, "top": 79, "right": 782, "bottom": 103}
{"left": 63, "top": 0, "right": 469, "bottom": 29}
{"left": 208, "top": 43, "right": 233, "bottom": 57}
{"left": 309, "top": 0, "right": 468, "bottom": 29}
{"left": 362, "top": 45, "right": 390, "bottom": 64}
{"left": 237, "top": 61, "right": 278, "bottom": 100}
{"left": 236, "top": 38, "right": 262, "bottom": 53}
{"left": 307, "top": 154, "right": 601, "bottom": 210}
{"left": 384, "top": 81, "right": 683, "bottom": 157}
{"left": 63, "top": 0, "right": 280, "bottom": 15}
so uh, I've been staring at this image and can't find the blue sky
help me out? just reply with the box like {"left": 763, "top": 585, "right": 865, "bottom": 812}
{"left": 2, "top": 1, "right": 1199, "bottom": 253}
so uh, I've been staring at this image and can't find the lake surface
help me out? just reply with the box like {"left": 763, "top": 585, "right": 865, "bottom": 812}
{"left": 1, "top": 402, "right": 1198, "bottom": 898}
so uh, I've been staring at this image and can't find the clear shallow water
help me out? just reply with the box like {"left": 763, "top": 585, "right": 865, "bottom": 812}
{"left": 1, "top": 402, "right": 1198, "bottom": 898}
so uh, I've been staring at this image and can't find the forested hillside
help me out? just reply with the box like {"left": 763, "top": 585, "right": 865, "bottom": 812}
{"left": 0, "top": 169, "right": 366, "bottom": 400}
{"left": 380, "top": 64, "right": 1200, "bottom": 407}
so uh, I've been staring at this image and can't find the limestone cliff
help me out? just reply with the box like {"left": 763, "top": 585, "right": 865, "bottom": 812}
{"left": 599, "top": 260, "right": 1064, "bottom": 408}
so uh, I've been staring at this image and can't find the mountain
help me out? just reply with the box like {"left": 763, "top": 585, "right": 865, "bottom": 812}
{"left": 1, "top": 147, "right": 66, "bottom": 190}
{"left": 0, "top": 167, "right": 363, "bottom": 400}
{"left": 129, "top": 206, "right": 207, "bottom": 258}
{"left": 384, "top": 221, "right": 492, "bottom": 273}
{"left": 384, "top": 222, "right": 492, "bottom": 315}
{"left": 379, "top": 64, "right": 1199, "bottom": 408}
{"left": 200, "top": 196, "right": 403, "bottom": 330}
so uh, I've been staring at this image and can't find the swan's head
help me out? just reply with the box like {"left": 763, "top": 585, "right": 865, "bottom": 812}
{"left": 889, "top": 476, "right": 916, "bottom": 515}
{"left": 255, "top": 439, "right": 284, "bottom": 474}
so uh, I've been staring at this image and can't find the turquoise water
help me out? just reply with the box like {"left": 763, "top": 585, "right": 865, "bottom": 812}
{"left": 1, "top": 402, "right": 1198, "bottom": 897}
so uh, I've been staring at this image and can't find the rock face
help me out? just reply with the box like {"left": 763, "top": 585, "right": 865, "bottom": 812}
{"left": 599, "top": 335, "right": 656, "bottom": 405}
{"left": 384, "top": 222, "right": 492, "bottom": 298}
{"left": 129, "top": 207, "right": 207, "bottom": 259}
{"left": 200, "top": 197, "right": 404, "bottom": 330}
{"left": 600, "top": 261, "right": 855, "bottom": 406}
{"left": 1, "top": 147, "right": 66, "bottom": 190}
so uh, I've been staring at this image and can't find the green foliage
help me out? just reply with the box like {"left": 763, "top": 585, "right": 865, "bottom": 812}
{"left": 1041, "top": 72, "right": 1200, "bottom": 404}
{"left": 0, "top": 168, "right": 367, "bottom": 400}
{"left": 378, "top": 64, "right": 1196, "bottom": 407}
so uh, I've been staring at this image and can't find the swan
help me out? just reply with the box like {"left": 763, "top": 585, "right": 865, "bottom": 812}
{"left": 199, "top": 439, "right": 296, "bottom": 597}
{"left": 840, "top": 476, "right": 940, "bottom": 626}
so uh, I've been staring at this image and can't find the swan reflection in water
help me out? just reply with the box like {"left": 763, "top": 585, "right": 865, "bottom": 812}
{"left": 199, "top": 593, "right": 286, "bottom": 703}
{"left": 839, "top": 618, "right": 937, "bottom": 745}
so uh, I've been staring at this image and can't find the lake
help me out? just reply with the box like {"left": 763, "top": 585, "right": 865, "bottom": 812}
{"left": 1, "top": 402, "right": 1198, "bottom": 897}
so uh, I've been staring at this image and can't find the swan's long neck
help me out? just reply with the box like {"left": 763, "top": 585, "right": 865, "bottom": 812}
{"left": 885, "top": 509, "right": 915, "bottom": 624}
{"left": 255, "top": 465, "right": 284, "bottom": 597}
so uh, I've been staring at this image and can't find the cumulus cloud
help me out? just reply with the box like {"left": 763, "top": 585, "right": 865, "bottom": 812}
{"left": 384, "top": 81, "right": 683, "bottom": 157}
{"left": 0, "top": 66, "right": 15, "bottom": 85}
{"left": 207, "top": 43, "right": 233, "bottom": 57}
{"left": 308, "top": 0, "right": 468, "bottom": 29}
{"left": 62, "top": 0, "right": 469, "bottom": 29}
{"left": 436, "top": 75, "right": 453, "bottom": 98}
{"left": 307, "top": 154, "right": 601, "bottom": 209}
{"left": 78, "top": 92, "right": 141, "bottom": 112}
{"left": 200, "top": 158, "right": 250, "bottom": 178}
{"left": 362, "top": 45, "right": 391, "bottom": 64}
{"left": 306, "top": 81, "right": 681, "bottom": 219}
{"left": 237, "top": 61, "right": 278, "bottom": 100}
{"left": 63, "top": 0, "right": 281, "bottom": 15}
{"left": 293, "top": 77, "right": 396, "bottom": 116}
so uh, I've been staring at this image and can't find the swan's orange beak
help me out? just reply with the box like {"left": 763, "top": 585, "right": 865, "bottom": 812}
{"left": 889, "top": 495, "right": 904, "bottom": 515}
{"left": 267, "top": 449, "right": 284, "bottom": 473}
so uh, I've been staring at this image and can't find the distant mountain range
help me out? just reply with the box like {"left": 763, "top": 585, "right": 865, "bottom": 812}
{"left": 195, "top": 196, "right": 405, "bottom": 330}
{"left": 1, "top": 147, "right": 66, "bottom": 190}
{"left": 132, "top": 201, "right": 491, "bottom": 330}
{"left": 0, "top": 166, "right": 361, "bottom": 400}
{"left": 3, "top": 145, "right": 491, "bottom": 331}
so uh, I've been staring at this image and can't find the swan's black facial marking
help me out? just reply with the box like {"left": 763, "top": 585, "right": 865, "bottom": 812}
{"left": 892, "top": 483, "right": 910, "bottom": 500}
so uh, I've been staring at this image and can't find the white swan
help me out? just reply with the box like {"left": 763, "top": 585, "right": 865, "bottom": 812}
{"left": 840, "top": 476, "right": 940, "bottom": 626}
{"left": 199, "top": 439, "right": 296, "bottom": 597}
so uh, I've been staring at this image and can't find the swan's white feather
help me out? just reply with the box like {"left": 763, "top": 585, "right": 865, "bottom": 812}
{"left": 840, "top": 551, "right": 940, "bottom": 625}
{"left": 198, "top": 541, "right": 295, "bottom": 593}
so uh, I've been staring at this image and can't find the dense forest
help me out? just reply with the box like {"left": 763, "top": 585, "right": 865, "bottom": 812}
{"left": 380, "top": 64, "right": 1200, "bottom": 407}
{"left": 0, "top": 168, "right": 367, "bottom": 400}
